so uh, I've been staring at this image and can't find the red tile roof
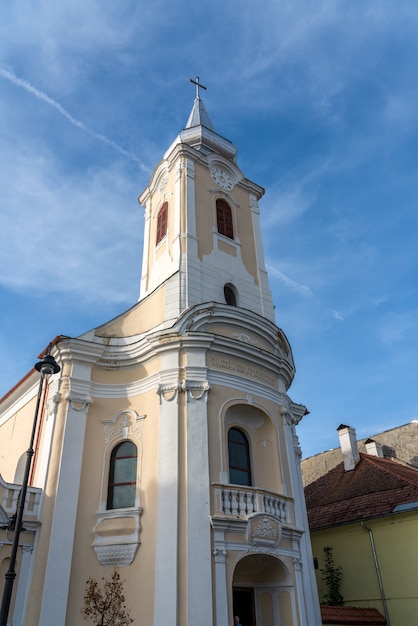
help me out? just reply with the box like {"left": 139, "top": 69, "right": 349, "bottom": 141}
{"left": 305, "top": 454, "right": 418, "bottom": 529}
{"left": 320, "top": 605, "right": 386, "bottom": 625}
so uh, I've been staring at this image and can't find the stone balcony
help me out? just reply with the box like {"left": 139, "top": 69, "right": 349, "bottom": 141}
{"left": 0, "top": 474, "right": 42, "bottom": 524}
{"left": 213, "top": 484, "right": 293, "bottom": 524}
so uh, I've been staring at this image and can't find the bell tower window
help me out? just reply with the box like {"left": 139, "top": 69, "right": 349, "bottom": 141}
{"left": 228, "top": 427, "right": 252, "bottom": 486}
{"left": 224, "top": 283, "right": 237, "bottom": 306}
{"left": 216, "top": 199, "right": 234, "bottom": 239}
{"left": 156, "top": 202, "right": 168, "bottom": 245}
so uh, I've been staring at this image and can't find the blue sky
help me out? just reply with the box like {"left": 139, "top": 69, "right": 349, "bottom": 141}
{"left": 1, "top": 1, "right": 418, "bottom": 458}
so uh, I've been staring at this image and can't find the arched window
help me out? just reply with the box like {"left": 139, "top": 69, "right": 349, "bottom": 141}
{"left": 216, "top": 199, "right": 234, "bottom": 239}
{"left": 224, "top": 283, "right": 237, "bottom": 306}
{"left": 228, "top": 428, "right": 252, "bottom": 486}
{"left": 107, "top": 441, "right": 138, "bottom": 510}
{"left": 156, "top": 202, "right": 168, "bottom": 245}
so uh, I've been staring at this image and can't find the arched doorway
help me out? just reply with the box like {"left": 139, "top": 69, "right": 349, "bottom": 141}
{"left": 232, "top": 554, "right": 293, "bottom": 626}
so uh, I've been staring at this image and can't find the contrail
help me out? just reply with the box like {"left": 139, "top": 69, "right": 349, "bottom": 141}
{"left": 0, "top": 66, "right": 147, "bottom": 170}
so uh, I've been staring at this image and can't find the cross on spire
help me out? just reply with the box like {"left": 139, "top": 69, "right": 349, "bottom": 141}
{"left": 189, "top": 76, "right": 207, "bottom": 100}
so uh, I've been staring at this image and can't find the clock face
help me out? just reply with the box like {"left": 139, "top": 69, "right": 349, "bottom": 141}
{"left": 210, "top": 167, "right": 234, "bottom": 191}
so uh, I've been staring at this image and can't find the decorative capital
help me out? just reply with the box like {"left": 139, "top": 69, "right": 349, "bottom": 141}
{"left": 157, "top": 380, "right": 211, "bottom": 403}
{"left": 157, "top": 382, "right": 181, "bottom": 404}
{"left": 65, "top": 393, "right": 93, "bottom": 412}
{"left": 293, "top": 556, "right": 303, "bottom": 570}
{"left": 181, "top": 380, "right": 211, "bottom": 402}
{"left": 213, "top": 547, "right": 227, "bottom": 564}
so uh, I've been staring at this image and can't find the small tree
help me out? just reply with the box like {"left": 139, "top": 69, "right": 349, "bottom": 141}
{"left": 82, "top": 569, "right": 134, "bottom": 626}
{"left": 320, "top": 546, "right": 344, "bottom": 606}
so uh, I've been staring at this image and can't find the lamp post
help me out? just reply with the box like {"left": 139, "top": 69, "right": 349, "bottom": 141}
{"left": 0, "top": 350, "right": 60, "bottom": 626}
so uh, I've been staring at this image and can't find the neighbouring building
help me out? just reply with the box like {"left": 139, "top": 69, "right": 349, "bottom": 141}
{"left": 301, "top": 421, "right": 418, "bottom": 487}
{"left": 0, "top": 83, "right": 321, "bottom": 626}
{"left": 305, "top": 424, "right": 418, "bottom": 626}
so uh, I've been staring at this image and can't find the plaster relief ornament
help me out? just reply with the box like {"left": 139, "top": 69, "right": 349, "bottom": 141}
{"left": 247, "top": 514, "right": 282, "bottom": 548}
{"left": 158, "top": 173, "right": 169, "bottom": 193}
{"left": 210, "top": 166, "right": 234, "bottom": 191}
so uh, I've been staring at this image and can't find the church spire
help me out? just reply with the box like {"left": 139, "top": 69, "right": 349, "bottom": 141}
{"left": 178, "top": 76, "right": 236, "bottom": 161}
{"left": 185, "top": 76, "right": 215, "bottom": 131}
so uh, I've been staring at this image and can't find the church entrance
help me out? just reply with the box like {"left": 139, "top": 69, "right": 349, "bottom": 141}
{"left": 233, "top": 587, "right": 256, "bottom": 626}
{"left": 232, "top": 553, "right": 293, "bottom": 626}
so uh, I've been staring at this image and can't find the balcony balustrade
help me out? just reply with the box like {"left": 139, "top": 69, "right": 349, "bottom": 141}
{"left": 0, "top": 476, "right": 41, "bottom": 524}
{"left": 213, "top": 484, "right": 292, "bottom": 524}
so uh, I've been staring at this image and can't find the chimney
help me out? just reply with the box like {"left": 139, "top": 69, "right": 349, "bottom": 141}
{"left": 364, "top": 438, "right": 384, "bottom": 458}
{"left": 337, "top": 424, "right": 360, "bottom": 471}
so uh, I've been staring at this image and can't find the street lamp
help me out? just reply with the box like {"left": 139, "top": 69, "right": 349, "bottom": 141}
{"left": 0, "top": 349, "right": 60, "bottom": 626}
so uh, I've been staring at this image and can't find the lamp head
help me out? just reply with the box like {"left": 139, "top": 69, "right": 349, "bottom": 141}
{"left": 34, "top": 353, "right": 61, "bottom": 376}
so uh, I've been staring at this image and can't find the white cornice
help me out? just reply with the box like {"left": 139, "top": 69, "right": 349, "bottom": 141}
{"left": 51, "top": 305, "right": 295, "bottom": 392}
{"left": 56, "top": 338, "right": 106, "bottom": 366}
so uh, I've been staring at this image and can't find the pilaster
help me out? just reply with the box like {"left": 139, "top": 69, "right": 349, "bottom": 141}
{"left": 38, "top": 343, "right": 102, "bottom": 626}
{"left": 184, "top": 378, "right": 212, "bottom": 625}
{"left": 12, "top": 544, "right": 33, "bottom": 626}
{"left": 282, "top": 403, "right": 322, "bottom": 626}
{"left": 153, "top": 358, "right": 180, "bottom": 625}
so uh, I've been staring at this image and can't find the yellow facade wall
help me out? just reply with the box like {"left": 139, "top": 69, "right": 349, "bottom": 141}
{"left": 311, "top": 511, "right": 418, "bottom": 626}
{"left": 63, "top": 388, "right": 161, "bottom": 626}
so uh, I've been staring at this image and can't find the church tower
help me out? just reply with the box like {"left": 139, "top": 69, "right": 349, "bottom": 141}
{"left": 0, "top": 81, "right": 321, "bottom": 626}
{"left": 138, "top": 76, "right": 274, "bottom": 323}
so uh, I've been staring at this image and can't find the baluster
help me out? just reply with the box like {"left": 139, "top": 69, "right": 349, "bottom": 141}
{"left": 222, "top": 489, "right": 231, "bottom": 515}
{"left": 216, "top": 488, "right": 224, "bottom": 514}
{"left": 265, "top": 495, "right": 272, "bottom": 515}
{"left": 282, "top": 501, "right": 287, "bottom": 522}
{"left": 245, "top": 491, "right": 254, "bottom": 515}
{"left": 268, "top": 496, "right": 274, "bottom": 516}
{"left": 230, "top": 490, "right": 239, "bottom": 515}
{"left": 237, "top": 491, "right": 245, "bottom": 516}
{"left": 243, "top": 491, "right": 249, "bottom": 514}
{"left": 273, "top": 497, "right": 279, "bottom": 518}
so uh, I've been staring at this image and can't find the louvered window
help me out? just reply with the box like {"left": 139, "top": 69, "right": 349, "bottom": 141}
{"left": 156, "top": 202, "right": 168, "bottom": 244}
{"left": 216, "top": 199, "right": 234, "bottom": 239}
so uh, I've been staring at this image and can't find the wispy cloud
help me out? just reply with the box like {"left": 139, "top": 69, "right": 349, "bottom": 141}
{"left": 0, "top": 67, "right": 147, "bottom": 170}
{"left": 263, "top": 187, "right": 315, "bottom": 226}
{"left": 267, "top": 265, "right": 314, "bottom": 298}
{"left": 0, "top": 141, "right": 142, "bottom": 304}
{"left": 331, "top": 309, "right": 344, "bottom": 321}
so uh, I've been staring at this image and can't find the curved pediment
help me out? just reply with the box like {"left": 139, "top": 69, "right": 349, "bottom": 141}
{"left": 174, "top": 302, "right": 294, "bottom": 365}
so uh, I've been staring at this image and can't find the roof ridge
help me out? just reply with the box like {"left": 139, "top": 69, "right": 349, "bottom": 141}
{"left": 361, "top": 453, "right": 418, "bottom": 487}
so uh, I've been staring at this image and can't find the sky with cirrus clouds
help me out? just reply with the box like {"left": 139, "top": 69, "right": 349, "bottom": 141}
{"left": 1, "top": 1, "right": 418, "bottom": 458}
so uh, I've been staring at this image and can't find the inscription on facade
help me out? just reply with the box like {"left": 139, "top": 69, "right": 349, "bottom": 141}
{"left": 207, "top": 355, "right": 276, "bottom": 388}
{"left": 247, "top": 515, "right": 281, "bottom": 547}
